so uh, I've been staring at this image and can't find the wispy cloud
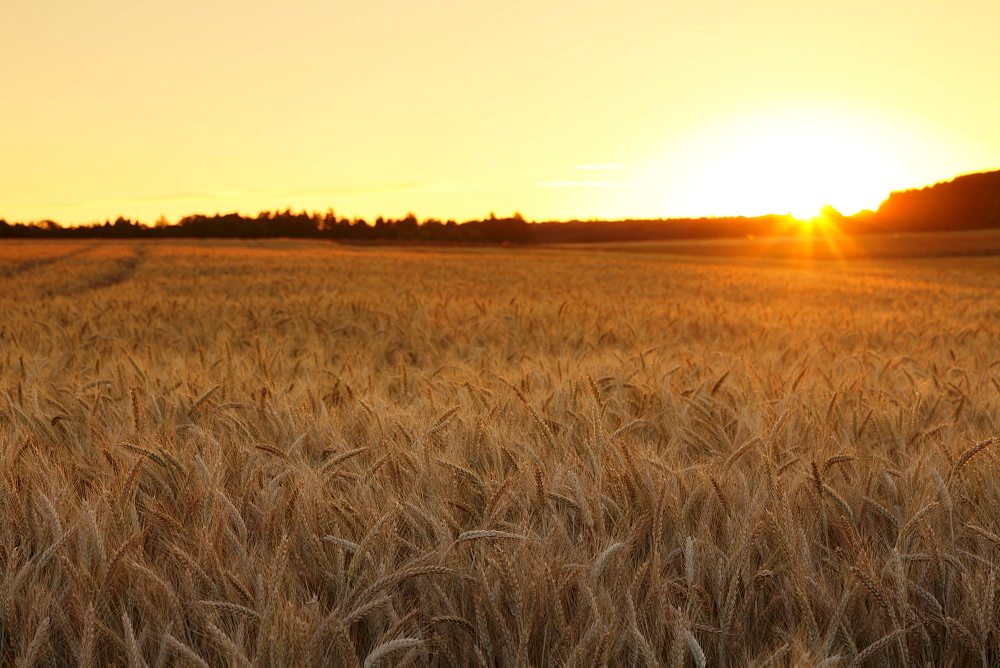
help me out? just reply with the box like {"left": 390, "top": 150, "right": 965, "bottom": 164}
{"left": 36, "top": 183, "right": 453, "bottom": 209}
{"left": 571, "top": 164, "right": 625, "bottom": 171}
{"left": 537, "top": 180, "right": 618, "bottom": 188}
{"left": 23, "top": 192, "right": 223, "bottom": 208}
{"left": 275, "top": 183, "right": 441, "bottom": 199}
{"left": 115, "top": 192, "right": 231, "bottom": 204}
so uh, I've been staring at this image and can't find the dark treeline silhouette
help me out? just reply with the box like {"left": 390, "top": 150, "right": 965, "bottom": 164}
{"left": 0, "top": 209, "right": 536, "bottom": 243}
{"left": 0, "top": 209, "right": 793, "bottom": 243}
{"left": 850, "top": 169, "right": 1000, "bottom": 232}
{"left": 530, "top": 215, "right": 797, "bottom": 242}
{"left": 2, "top": 169, "right": 999, "bottom": 243}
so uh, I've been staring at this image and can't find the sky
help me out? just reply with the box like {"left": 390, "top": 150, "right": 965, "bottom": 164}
{"left": 3, "top": 0, "right": 1000, "bottom": 225}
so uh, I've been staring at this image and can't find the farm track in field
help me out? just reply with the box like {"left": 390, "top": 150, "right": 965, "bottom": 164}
{"left": 0, "top": 244, "right": 94, "bottom": 279}
{"left": 44, "top": 244, "right": 147, "bottom": 296}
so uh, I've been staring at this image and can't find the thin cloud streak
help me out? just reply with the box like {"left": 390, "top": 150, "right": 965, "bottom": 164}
{"left": 27, "top": 183, "right": 459, "bottom": 210}
{"left": 537, "top": 180, "right": 619, "bottom": 189}
{"left": 572, "top": 164, "right": 626, "bottom": 171}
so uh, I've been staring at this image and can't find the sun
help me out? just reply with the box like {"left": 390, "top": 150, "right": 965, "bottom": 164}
{"left": 672, "top": 110, "right": 912, "bottom": 220}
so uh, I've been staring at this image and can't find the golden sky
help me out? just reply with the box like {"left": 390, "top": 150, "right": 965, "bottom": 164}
{"left": 3, "top": 0, "right": 999, "bottom": 224}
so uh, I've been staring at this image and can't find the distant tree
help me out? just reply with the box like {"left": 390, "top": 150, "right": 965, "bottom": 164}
{"left": 397, "top": 213, "right": 419, "bottom": 239}
{"left": 817, "top": 205, "right": 844, "bottom": 224}
{"left": 321, "top": 208, "right": 338, "bottom": 232}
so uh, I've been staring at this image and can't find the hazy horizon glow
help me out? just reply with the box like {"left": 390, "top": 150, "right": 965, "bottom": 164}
{"left": 3, "top": 1, "right": 999, "bottom": 225}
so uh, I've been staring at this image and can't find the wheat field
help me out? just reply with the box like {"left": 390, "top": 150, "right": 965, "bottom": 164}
{"left": 1, "top": 239, "right": 999, "bottom": 666}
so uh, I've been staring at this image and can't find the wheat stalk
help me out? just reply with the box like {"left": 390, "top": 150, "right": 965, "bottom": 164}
{"left": 949, "top": 437, "right": 998, "bottom": 481}
{"left": 455, "top": 530, "right": 526, "bottom": 543}
{"left": 851, "top": 626, "right": 912, "bottom": 667}
{"left": 363, "top": 638, "right": 425, "bottom": 667}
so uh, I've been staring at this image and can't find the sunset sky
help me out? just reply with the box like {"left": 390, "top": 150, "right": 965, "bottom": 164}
{"left": 3, "top": 0, "right": 999, "bottom": 225}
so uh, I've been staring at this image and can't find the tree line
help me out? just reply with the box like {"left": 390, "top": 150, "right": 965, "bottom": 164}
{"left": 2, "top": 169, "right": 998, "bottom": 242}
{"left": 0, "top": 210, "right": 804, "bottom": 243}
{"left": 854, "top": 169, "right": 1000, "bottom": 232}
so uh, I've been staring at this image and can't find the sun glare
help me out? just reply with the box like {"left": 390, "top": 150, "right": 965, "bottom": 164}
{"left": 666, "top": 110, "right": 913, "bottom": 220}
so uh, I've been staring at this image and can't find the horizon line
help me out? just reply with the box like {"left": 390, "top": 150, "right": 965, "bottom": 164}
{"left": 2, "top": 166, "right": 997, "bottom": 229}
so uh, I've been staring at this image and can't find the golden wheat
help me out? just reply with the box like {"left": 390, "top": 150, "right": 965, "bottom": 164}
{"left": 0, "top": 238, "right": 997, "bottom": 664}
